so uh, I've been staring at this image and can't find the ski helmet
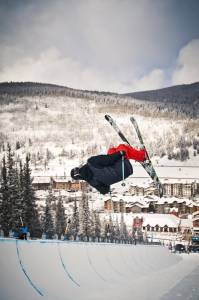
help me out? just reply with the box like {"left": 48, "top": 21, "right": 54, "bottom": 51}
{"left": 71, "top": 167, "right": 82, "bottom": 180}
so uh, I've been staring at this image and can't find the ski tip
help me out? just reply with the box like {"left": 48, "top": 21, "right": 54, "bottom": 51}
{"left": 130, "top": 116, "right": 135, "bottom": 122}
{"left": 104, "top": 115, "right": 110, "bottom": 120}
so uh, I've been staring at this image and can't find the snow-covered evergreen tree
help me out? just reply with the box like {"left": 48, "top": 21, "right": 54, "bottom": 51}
{"left": 122, "top": 221, "right": 129, "bottom": 243}
{"left": 0, "top": 156, "right": 10, "bottom": 236}
{"left": 93, "top": 211, "right": 101, "bottom": 242}
{"left": 89, "top": 211, "right": 96, "bottom": 241}
{"left": 89, "top": 210, "right": 101, "bottom": 241}
{"left": 120, "top": 211, "right": 125, "bottom": 242}
{"left": 23, "top": 154, "right": 41, "bottom": 237}
{"left": 100, "top": 217, "right": 107, "bottom": 242}
{"left": 6, "top": 144, "right": 22, "bottom": 232}
{"left": 78, "top": 191, "right": 91, "bottom": 241}
{"left": 107, "top": 214, "right": 115, "bottom": 242}
{"left": 10, "top": 166, "right": 23, "bottom": 232}
{"left": 43, "top": 189, "right": 55, "bottom": 239}
{"left": 115, "top": 216, "right": 120, "bottom": 243}
{"left": 55, "top": 196, "right": 66, "bottom": 239}
{"left": 68, "top": 197, "right": 79, "bottom": 240}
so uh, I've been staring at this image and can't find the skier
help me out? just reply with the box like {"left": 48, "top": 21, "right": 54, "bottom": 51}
{"left": 19, "top": 225, "right": 28, "bottom": 240}
{"left": 71, "top": 144, "right": 146, "bottom": 194}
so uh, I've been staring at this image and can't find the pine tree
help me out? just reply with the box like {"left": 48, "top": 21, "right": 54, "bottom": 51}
{"left": 100, "top": 218, "right": 107, "bottom": 242}
{"left": 78, "top": 191, "right": 91, "bottom": 241}
{"left": 18, "top": 161, "right": 26, "bottom": 223}
{"left": 89, "top": 210, "right": 96, "bottom": 241}
{"left": 10, "top": 166, "right": 23, "bottom": 232}
{"left": 108, "top": 214, "right": 115, "bottom": 242}
{"left": 46, "top": 148, "right": 54, "bottom": 162}
{"left": 6, "top": 144, "right": 22, "bottom": 232}
{"left": 120, "top": 207, "right": 125, "bottom": 242}
{"left": 115, "top": 216, "right": 120, "bottom": 243}
{"left": 78, "top": 193, "right": 86, "bottom": 240}
{"left": 19, "top": 161, "right": 24, "bottom": 193}
{"left": 55, "top": 196, "right": 66, "bottom": 239}
{"left": 23, "top": 154, "right": 41, "bottom": 237}
{"left": 122, "top": 221, "right": 129, "bottom": 243}
{"left": 93, "top": 212, "right": 101, "bottom": 242}
{"left": 95, "top": 213, "right": 101, "bottom": 241}
{"left": 68, "top": 197, "right": 79, "bottom": 240}
{"left": 0, "top": 156, "right": 10, "bottom": 236}
{"left": 43, "top": 190, "right": 55, "bottom": 239}
{"left": 84, "top": 193, "right": 92, "bottom": 241}
{"left": 16, "top": 141, "right": 21, "bottom": 150}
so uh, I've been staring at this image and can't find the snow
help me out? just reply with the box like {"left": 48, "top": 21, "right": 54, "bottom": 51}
{"left": 33, "top": 177, "right": 51, "bottom": 184}
{"left": 180, "top": 218, "right": 193, "bottom": 228}
{"left": 0, "top": 238, "right": 199, "bottom": 300}
{"left": 100, "top": 212, "right": 180, "bottom": 229}
{"left": 141, "top": 213, "right": 179, "bottom": 228}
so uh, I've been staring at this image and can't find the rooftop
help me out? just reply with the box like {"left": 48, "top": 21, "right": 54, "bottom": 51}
{"left": 100, "top": 212, "right": 181, "bottom": 228}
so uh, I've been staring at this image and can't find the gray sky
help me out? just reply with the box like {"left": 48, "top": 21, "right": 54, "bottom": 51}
{"left": 0, "top": 0, "right": 199, "bottom": 92}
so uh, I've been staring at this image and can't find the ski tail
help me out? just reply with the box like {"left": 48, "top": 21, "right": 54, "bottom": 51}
{"left": 130, "top": 116, "right": 150, "bottom": 159}
{"left": 130, "top": 117, "right": 164, "bottom": 198}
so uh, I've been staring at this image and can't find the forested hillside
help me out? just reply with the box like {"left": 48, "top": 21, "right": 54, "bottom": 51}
{"left": 124, "top": 82, "right": 199, "bottom": 104}
{"left": 0, "top": 82, "right": 199, "bottom": 171}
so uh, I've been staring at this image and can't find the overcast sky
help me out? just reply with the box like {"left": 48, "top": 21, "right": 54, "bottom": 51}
{"left": 0, "top": 0, "right": 199, "bottom": 93}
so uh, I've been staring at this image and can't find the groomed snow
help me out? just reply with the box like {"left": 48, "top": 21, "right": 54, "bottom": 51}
{"left": 0, "top": 239, "right": 199, "bottom": 300}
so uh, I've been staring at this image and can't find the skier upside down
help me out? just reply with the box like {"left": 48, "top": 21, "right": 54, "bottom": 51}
{"left": 71, "top": 144, "right": 147, "bottom": 194}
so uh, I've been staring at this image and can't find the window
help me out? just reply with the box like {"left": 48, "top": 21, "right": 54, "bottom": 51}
{"left": 164, "top": 225, "right": 168, "bottom": 232}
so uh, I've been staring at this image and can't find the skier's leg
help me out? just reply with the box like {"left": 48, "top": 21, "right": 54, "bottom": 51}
{"left": 116, "top": 144, "right": 146, "bottom": 161}
{"left": 126, "top": 146, "right": 146, "bottom": 161}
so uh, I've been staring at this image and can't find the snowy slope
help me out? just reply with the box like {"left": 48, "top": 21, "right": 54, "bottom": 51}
{"left": 0, "top": 92, "right": 199, "bottom": 170}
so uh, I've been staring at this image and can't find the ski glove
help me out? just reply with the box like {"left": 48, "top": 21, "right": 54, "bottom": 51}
{"left": 120, "top": 150, "right": 126, "bottom": 157}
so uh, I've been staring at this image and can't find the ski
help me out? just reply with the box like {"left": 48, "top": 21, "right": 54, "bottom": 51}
{"left": 105, "top": 114, "right": 164, "bottom": 197}
{"left": 105, "top": 115, "right": 131, "bottom": 145}
{"left": 130, "top": 116, "right": 164, "bottom": 197}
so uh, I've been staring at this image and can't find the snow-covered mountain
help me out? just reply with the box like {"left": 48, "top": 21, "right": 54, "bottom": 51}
{"left": 124, "top": 81, "right": 199, "bottom": 105}
{"left": 0, "top": 82, "right": 199, "bottom": 175}
{"left": 1, "top": 81, "right": 199, "bottom": 106}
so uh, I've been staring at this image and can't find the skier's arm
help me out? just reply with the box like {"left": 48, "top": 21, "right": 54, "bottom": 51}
{"left": 88, "top": 151, "right": 124, "bottom": 168}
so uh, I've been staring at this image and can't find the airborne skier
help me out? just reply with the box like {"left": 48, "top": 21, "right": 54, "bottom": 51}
{"left": 71, "top": 115, "right": 164, "bottom": 197}
{"left": 71, "top": 144, "right": 147, "bottom": 195}
{"left": 105, "top": 115, "right": 164, "bottom": 197}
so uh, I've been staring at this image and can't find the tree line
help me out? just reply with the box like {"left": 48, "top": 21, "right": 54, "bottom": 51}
{"left": 0, "top": 145, "right": 136, "bottom": 243}
{"left": 0, "top": 145, "right": 68, "bottom": 239}
{"left": 41, "top": 190, "right": 136, "bottom": 244}
{"left": 0, "top": 144, "right": 41, "bottom": 237}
